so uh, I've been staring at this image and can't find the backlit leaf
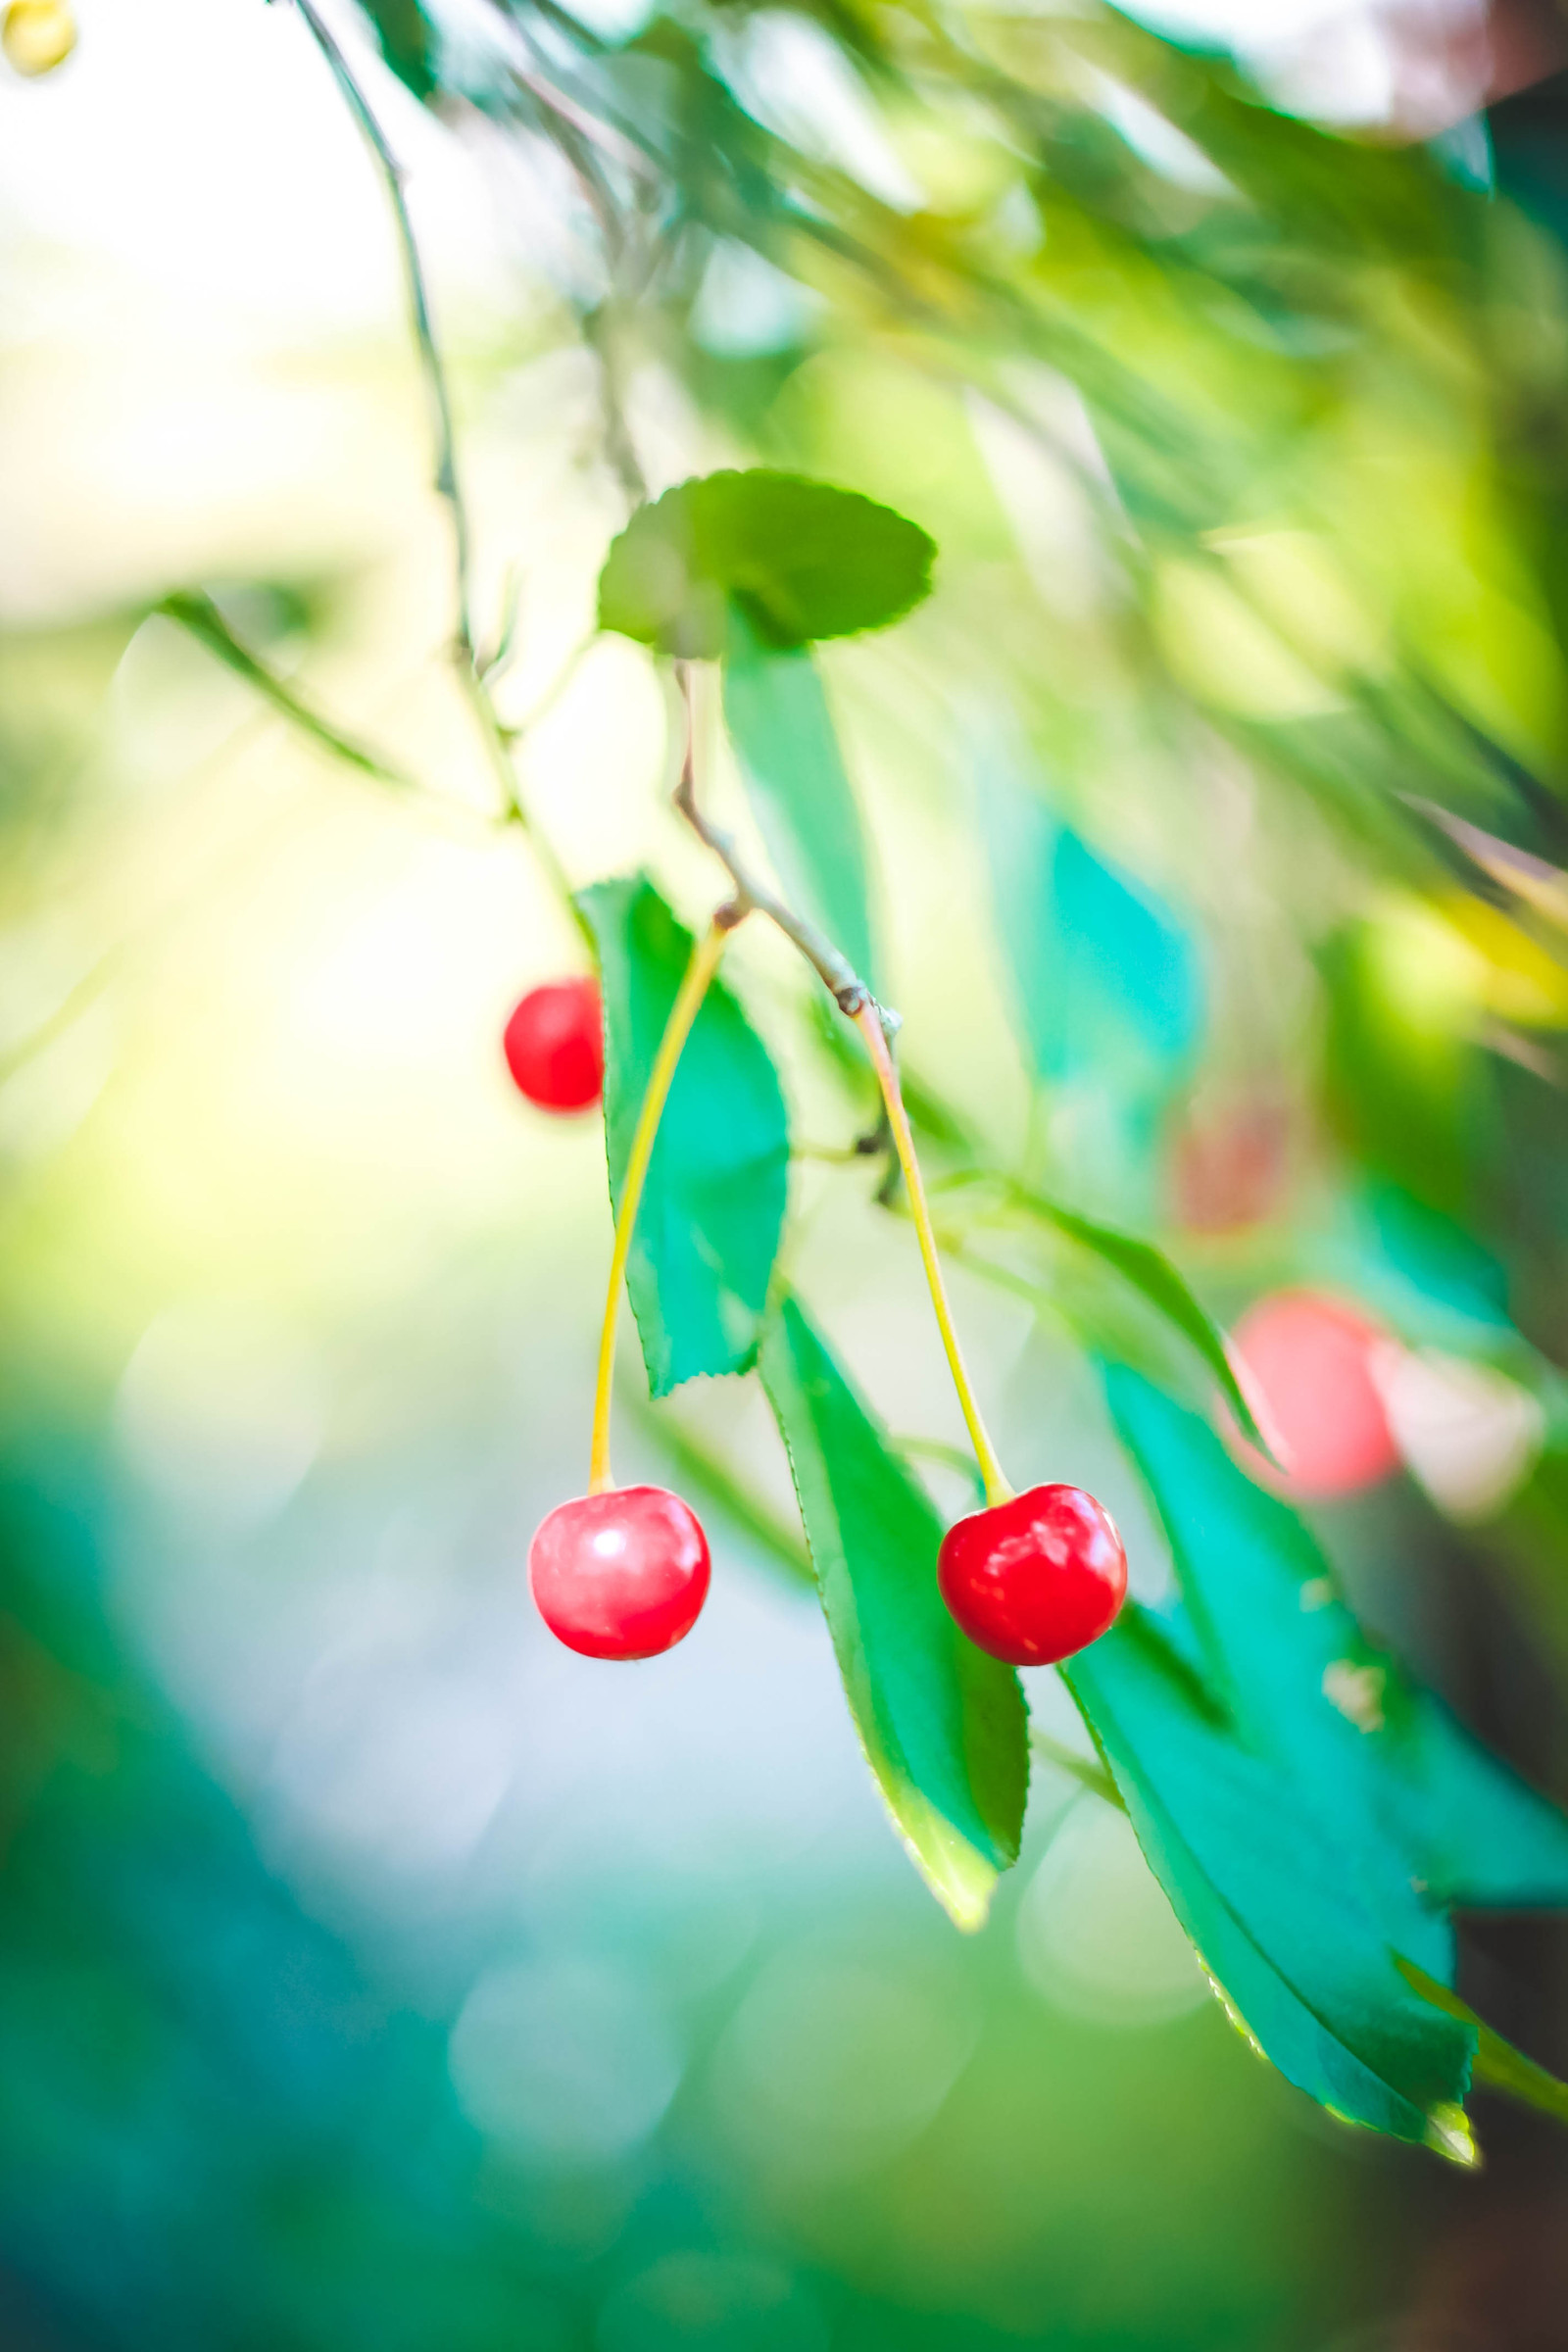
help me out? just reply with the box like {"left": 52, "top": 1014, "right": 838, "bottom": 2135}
{"left": 597, "top": 470, "right": 935, "bottom": 659}
{"left": 1066, "top": 1611, "right": 1479, "bottom": 2155}
{"left": 760, "top": 1293, "right": 1028, "bottom": 1928}
{"left": 1101, "top": 1363, "right": 1568, "bottom": 1914}
{"left": 580, "top": 875, "right": 789, "bottom": 1396}
{"left": 1065, "top": 1364, "right": 1568, "bottom": 2151}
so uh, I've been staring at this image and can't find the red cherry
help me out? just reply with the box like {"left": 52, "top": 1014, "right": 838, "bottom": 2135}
{"left": 1229, "top": 1289, "right": 1397, "bottom": 1499}
{"left": 503, "top": 977, "right": 604, "bottom": 1112}
{"left": 938, "top": 1485, "right": 1127, "bottom": 1667}
{"left": 528, "top": 1485, "right": 710, "bottom": 1660}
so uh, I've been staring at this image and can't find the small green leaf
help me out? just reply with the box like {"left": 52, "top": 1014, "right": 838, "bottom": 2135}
{"left": 1013, "top": 1188, "right": 1265, "bottom": 1448}
{"left": 1066, "top": 1612, "right": 1479, "bottom": 2155}
{"left": 722, "top": 601, "right": 878, "bottom": 987}
{"left": 760, "top": 1293, "right": 1028, "bottom": 1928}
{"left": 580, "top": 875, "right": 789, "bottom": 1396}
{"left": 598, "top": 470, "right": 936, "bottom": 659}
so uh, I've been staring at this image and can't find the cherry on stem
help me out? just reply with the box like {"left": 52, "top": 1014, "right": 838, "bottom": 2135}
{"left": 529, "top": 916, "right": 732, "bottom": 1659}
{"left": 529, "top": 1485, "right": 710, "bottom": 1659}
{"left": 938, "top": 1484, "right": 1127, "bottom": 1667}
{"left": 853, "top": 1003, "right": 1126, "bottom": 1667}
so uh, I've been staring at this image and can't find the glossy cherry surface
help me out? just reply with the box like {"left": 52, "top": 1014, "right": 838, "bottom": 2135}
{"left": 938, "top": 1484, "right": 1127, "bottom": 1667}
{"left": 1230, "top": 1289, "right": 1396, "bottom": 1499}
{"left": 528, "top": 1485, "right": 710, "bottom": 1659}
{"left": 503, "top": 977, "right": 604, "bottom": 1112}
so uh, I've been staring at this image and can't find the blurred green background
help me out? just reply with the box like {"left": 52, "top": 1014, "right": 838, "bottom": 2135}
{"left": 5, "top": 1, "right": 1568, "bottom": 2345}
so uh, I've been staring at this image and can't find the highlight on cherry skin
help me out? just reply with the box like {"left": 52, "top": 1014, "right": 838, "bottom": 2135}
{"left": 938, "top": 1484, "right": 1128, "bottom": 1668}
{"left": 503, "top": 976, "right": 604, "bottom": 1113}
{"left": 528, "top": 1485, "right": 711, "bottom": 1660}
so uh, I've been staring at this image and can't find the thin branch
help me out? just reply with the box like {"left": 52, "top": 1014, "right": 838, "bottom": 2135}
{"left": 671, "top": 661, "right": 885, "bottom": 1018}
{"left": 290, "top": 0, "right": 587, "bottom": 927}
{"left": 291, "top": 0, "right": 473, "bottom": 661}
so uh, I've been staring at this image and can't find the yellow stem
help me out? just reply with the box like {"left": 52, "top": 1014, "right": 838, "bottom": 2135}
{"left": 588, "top": 918, "right": 732, "bottom": 1493}
{"left": 855, "top": 1004, "right": 1013, "bottom": 1508}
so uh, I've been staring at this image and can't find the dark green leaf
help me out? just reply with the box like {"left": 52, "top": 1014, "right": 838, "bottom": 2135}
{"left": 1066, "top": 1611, "right": 1479, "bottom": 2157}
{"left": 353, "top": 0, "right": 438, "bottom": 101}
{"left": 722, "top": 601, "right": 878, "bottom": 987}
{"left": 579, "top": 875, "right": 789, "bottom": 1396}
{"left": 1067, "top": 1364, "right": 1568, "bottom": 2150}
{"left": 597, "top": 470, "right": 935, "bottom": 659}
{"left": 760, "top": 1293, "right": 1028, "bottom": 1927}
{"left": 1101, "top": 1363, "right": 1568, "bottom": 1915}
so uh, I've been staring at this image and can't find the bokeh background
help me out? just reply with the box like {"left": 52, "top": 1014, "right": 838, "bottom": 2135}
{"left": 5, "top": 1, "right": 1568, "bottom": 2345}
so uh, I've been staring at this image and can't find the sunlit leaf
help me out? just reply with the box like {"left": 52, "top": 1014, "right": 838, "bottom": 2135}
{"left": 1066, "top": 1609, "right": 1480, "bottom": 2156}
{"left": 597, "top": 470, "right": 935, "bottom": 659}
{"left": 722, "top": 601, "right": 877, "bottom": 987}
{"left": 580, "top": 874, "right": 789, "bottom": 1396}
{"left": 1101, "top": 1363, "right": 1568, "bottom": 1912}
{"left": 1067, "top": 1364, "right": 1568, "bottom": 2149}
{"left": 760, "top": 1292, "right": 1028, "bottom": 1928}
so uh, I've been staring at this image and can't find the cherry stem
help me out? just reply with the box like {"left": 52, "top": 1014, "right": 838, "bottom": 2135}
{"left": 588, "top": 915, "right": 735, "bottom": 1494}
{"left": 854, "top": 1004, "right": 1013, "bottom": 1510}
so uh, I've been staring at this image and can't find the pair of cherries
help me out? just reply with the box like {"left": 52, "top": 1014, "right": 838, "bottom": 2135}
{"left": 505, "top": 971, "right": 1128, "bottom": 1666}
{"left": 528, "top": 1476, "right": 1127, "bottom": 1666}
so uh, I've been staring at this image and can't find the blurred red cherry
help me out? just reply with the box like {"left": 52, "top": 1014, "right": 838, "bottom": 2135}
{"left": 503, "top": 977, "right": 603, "bottom": 1112}
{"left": 1229, "top": 1289, "right": 1398, "bottom": 1499}
{"left": 938, "top": 1484, "right": 1128, "bottom": 1667}
{"left": 528, "top": 1485, "right": 710, "bottom": 1659}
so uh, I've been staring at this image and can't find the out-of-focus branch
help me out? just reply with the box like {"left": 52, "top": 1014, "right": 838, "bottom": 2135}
{"left": 290, "top": 0, "right": 582, "bottom": 922}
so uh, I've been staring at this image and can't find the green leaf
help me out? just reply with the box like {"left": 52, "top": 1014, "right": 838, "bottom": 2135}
{"left": 722, "top": 602, "right": 878, "bottom": 988}
{"left": 1011, "top": 1187, "right": 1266, "bottom": 1449}
{"left": 1101, "top": 1364, "right": 1568, "bottom": 1917}
{"left": 579, "top": 875, "right": 789, "bottom": 1396}
{"left": 597, "top": 470, "right": 936, "bottom": 659}
{"left": 1397, "top": 1958, "right": 1568, "bottom": 2127}
{"left": 759, "top": 1293, "right": 1028, "bottom": 1928}
{"left": 1067, "top": 1364, "right": 1568, "bottom": 2151}
{"left": 1066, "top": 1612, "right": 1480, "bottom": 2157}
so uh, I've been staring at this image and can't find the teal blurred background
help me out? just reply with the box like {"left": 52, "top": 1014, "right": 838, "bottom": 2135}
{"left": 5, "top": 2, "right": 1568, "bottom": 2345}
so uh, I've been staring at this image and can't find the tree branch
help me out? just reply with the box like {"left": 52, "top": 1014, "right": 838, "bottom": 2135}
{"left": 291, "top": 0, "right": 583, "bottom": 924}
{"left": 671, "top": 661, "right": 888, "bottom": 1020}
